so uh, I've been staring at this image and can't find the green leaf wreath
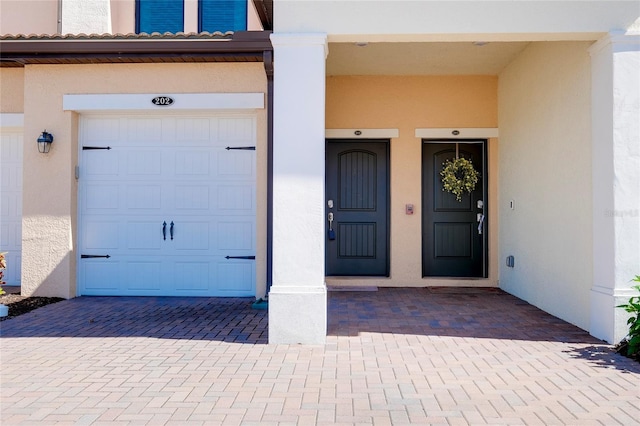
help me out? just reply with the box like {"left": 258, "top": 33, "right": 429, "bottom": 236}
{"left": 440, "top": 157, "right": 479, "bottom": 202}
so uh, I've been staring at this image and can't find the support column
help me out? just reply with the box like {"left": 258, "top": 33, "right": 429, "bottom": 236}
{"left": 590, "top": 32, "right": 640, "bottom": 343}
{"left": 268, "top": 33, "right": 328, "bottom": 344}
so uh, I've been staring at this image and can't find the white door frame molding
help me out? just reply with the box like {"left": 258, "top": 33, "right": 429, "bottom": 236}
{"left": 415, "top": 128, "right": 499, "bottom": 139}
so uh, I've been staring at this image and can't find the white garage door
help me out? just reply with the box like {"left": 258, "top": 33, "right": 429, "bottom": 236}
{"left": 0, "top": 130, "right": 23, "bottom": 287}
{"left": 78, "top": 115, "right": 256, "bottom": 297}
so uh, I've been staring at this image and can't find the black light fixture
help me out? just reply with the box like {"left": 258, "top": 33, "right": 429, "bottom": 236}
{"left": 37, "top": 130, "right": 54, "bottom": 153}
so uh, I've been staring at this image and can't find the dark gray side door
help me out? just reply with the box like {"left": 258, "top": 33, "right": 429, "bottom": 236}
{"left": 326, "top": 140, "right": 389, "bottom": 276}
{"left": 422, "top": 141, "right": 487, "bottom": 277}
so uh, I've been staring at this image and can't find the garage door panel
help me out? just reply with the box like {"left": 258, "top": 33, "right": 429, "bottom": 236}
{"left": 126, "top": 220, "right": 164, "bottom": 250}
{"left": 83, "top": 220, "right": 119, "bottom": 249}
{"left": 217, "top": 185, "right": 253, "bottom": 212}
{"left": 175, "top": 150, "right": 212, "bottom": 176}
{"left": 84, "top": 151, "right": 119, "bottom": 177}
{"left": 79, "top": 114, "right": 256, "bottom": 297}
{"left": 177, "top": 118, "right": 211, "bottom": 144}
{"left": 0, "top": 133, "right": 21, "bottom": 160}
{"left": 0, "top": 223, "right": 8, "bottom": 244}
{"left": 1, "top": 192, "right": 20, "bottom": 217}
{"left": 4, "top": 254, "right": 21, "bottom": 285}
{"left": 125, "top": 260, "right": 163, "bottom": 291}
{"left": 175, "top": 185, "right": 211, "bottom": 211}
{"left": 127, "top": 151, "right": 162, "bottom": 176}
{"left": 1, "top": 164, "right": 21, "bottom": 190}
{"left": 82, "top": 261, "right": 120, "bottom": 291}
{"left": 1, "top": 131, "right": 23, "bottom": 286}
{"left": 0, "top": 222, "right": 21, "bottom": 251}
{"left": 217, "top": 261, "right": 254, "bottom": 294}
{"left": 172, "top": 221, "right": 210, "bottom": 251}
{"left": 219, "top": 117, "right": 254, "bottom": 143}
{"left": 174, "top": 261, "right": 211, "bottom": 292}
{"left": 85, "top": 184, "right": 120, "bottom": 210}
{"left": 217, "top": 221, "right": 254, "bottom": 251}
{"left": 83, "top": 118, "right": 120, "bottom": 145}
{"left": 128, "top": 118, "right": 163, "bottom": 145}
{"left": 217, "top": 150, "right": 254, "bottom": 178}
{"left": 126, "top": 185, "right": 162, "bottom": 210}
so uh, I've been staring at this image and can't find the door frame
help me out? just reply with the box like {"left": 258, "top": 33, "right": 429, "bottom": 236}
{"left": 421, "top": 139, "right": 489, "bottom": 278}
{"left": 325, "top": 138, "right": 391, "bottom": 277}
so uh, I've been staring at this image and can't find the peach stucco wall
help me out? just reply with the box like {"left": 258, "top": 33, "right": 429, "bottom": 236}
{"left": 0, "top": 68, "right": 25, "bottom": 113}
{"left": 21, "top": 62, "right": 267, "bottom": 298}
{"left": 326, "top": 75, "right": 499, "bottom": 288}
{"left": 0, "top": 1, "right": 57, "bottom": 35}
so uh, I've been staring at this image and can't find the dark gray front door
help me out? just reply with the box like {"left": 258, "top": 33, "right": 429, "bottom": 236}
{"left": 422, "top": 141, "right": 487, "bottom": 277}
{"left": 326, "top": 140, "right": 389, "bottom": 276}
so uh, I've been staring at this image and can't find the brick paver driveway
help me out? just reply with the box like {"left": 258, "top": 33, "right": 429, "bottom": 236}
{"left": 1, "top": 288, "right": 639, "bottom": 425}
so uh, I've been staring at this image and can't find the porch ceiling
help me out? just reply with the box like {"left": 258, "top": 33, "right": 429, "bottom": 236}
{"left": 327, "top": 41, "right": 531, "bottom": 75}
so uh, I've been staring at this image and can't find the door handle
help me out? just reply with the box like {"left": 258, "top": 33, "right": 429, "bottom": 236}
{"left": 328, "top": 212, "right": 336, "bottom": 240}
{"left": 477, "top": 214, "right": 485, "bottom": 235}
{"left": 162, "top": 221, "right": 167, "bottom": 240}
{"left": 170, "top": 221, "right": 174, "bottom": 240}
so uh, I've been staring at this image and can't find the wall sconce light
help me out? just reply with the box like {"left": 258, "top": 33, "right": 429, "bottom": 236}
{"left": 37, "top": 131, "right": 54, "bottom": 153}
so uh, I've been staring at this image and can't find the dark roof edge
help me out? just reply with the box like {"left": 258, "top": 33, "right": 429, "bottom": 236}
{"left": 252, "top": 0, "right": 273, "bottom": 31}
{"left": 0, "top": 31, "right": 272, "bottom": 67}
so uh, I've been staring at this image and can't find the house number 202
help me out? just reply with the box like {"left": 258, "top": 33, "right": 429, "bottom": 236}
{"left": 152, "top": 96, "right": 174, "bottom": 106}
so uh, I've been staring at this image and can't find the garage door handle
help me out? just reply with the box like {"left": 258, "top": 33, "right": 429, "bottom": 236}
{"left": 170, "top": 221, "right": 174, "bottom": 240}
{"left": 162, "top": 221, "right": 167, "bottom": 240}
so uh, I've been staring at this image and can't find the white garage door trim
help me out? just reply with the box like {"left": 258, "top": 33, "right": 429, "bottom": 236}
{"left": 0, "top": 114, "right": 24, "bottom": 287}
{"left": 0, "top": 113, "right": 24, "bottom": 127}
{"left": 77, "top": 112, "right": 257, "bottom": 297}
{"left": 64, "top": 93, "right": 264, "bottom": 112}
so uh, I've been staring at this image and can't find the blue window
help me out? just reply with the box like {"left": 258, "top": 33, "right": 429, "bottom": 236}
{"left": 199, "top": 0, "right": 247, "bottom": 33}
{"left": 136, "top": 0, "right": 184, "bottom": 34}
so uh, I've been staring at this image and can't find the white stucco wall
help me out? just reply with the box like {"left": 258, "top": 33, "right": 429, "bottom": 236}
{"left": 62, "top": 0, "right": 111, "bottom": 34}
{"left": 274, "top": 1, "right": 640, "bottom": 41}
{"left": 498, "top": 41, "right": 593, "bottom": 331}
{"left": 590, "top": 33, "right": 640, "bottom": 343}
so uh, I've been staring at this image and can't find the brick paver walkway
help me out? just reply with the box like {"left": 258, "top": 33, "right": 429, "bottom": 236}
{"left": 1, "top": 288, "right": 639, "bottom": 425}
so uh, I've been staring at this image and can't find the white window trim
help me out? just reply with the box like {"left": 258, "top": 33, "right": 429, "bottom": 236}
{"left": 63, "top": 93, "right": 264, "bottom": 112}
{"left": 184, "top": 0, "right": 198, "bottom": 33}
{"left": 0, "top": 113, "right": 25, "bottom": 128}
{"left": 415, "top": 128, "right": 499, "bottom": 139}
{"left": 325, "top": 129, "right": 399, "bottom": 139}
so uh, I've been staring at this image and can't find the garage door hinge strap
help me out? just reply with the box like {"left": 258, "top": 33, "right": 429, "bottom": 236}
{"left": 81, "top": 254, "right": 111, "bottom": 259}
{"left": 225, "top": 256, "right": 256, "bottom": 260}
{"left": 82, "top": 146, "right": 112, "bottom": 150}
{"left": 225, "top": 146, "right": 255, "bottom": 151}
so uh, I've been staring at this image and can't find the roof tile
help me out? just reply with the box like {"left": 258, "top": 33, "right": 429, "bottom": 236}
{"left": 0, "top": 31, "right": 233, "bottom": 41}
